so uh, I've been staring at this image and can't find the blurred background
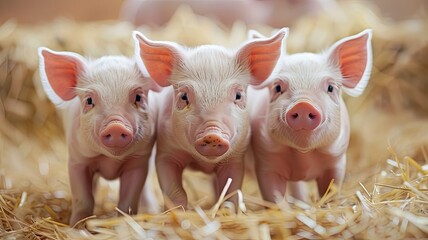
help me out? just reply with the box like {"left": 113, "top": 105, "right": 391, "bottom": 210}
{"left": 0, "top": 0, "right": 427, "bottom": 25}
{"left": 0, "top": 0, "right": 427, "bottom": 236}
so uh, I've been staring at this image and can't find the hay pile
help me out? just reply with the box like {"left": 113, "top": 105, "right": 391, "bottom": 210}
{"left": 1, "top": 2, "right": 427, "bottom": 239}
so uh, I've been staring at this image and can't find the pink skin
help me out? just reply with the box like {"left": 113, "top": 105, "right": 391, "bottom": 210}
{"left": 38, "top": 48, "right": 159, "bottom": 226}
{"left": 153, "top": 87, "right": 247, "bottom": 208}
{"left": 249, "top": 29, "right": 373, "bottom": 203}
{"left": 285, "top": 101, "right": 322, "bottom": 131}
{"left": 100, "top": 117, "right": 133, "bottom": 150}
{"left": 134, "top": 29, "right": 288, "bottom": 209}
{"left": 195, "top": 129, "right": 230, "bottom": 157}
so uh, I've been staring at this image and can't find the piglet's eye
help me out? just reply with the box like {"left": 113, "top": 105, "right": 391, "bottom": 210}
{"left": 176, "top": 92, "right": 190, "bottom": 110}
{"left": 83, "top": 96, "right": 95, "bottom": 113}
{"left": 86, "top": 97, "right": 93, "bottom": 105}
{"left": 327, "top": 85, "right": 334, "bottom": 93}
{"left": 134, "top": 93, "right": 147, "bottom": 110}
{"left": 135, "top": 94, "right": 142, "bottom": 102}
{"left": 235, "top": 92, "right": 242, "bottom": 100}
{"left": 180, "top": 92, "right": 189, "bottom": 106}
{"left": 275, "top": 85, "right": 282, "bottom": 93}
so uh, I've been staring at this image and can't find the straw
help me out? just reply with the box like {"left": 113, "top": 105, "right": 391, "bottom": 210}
{"left": 0, "top": 1, "right": 427, "bottom": 239}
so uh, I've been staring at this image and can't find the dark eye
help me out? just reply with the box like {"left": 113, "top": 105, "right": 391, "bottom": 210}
{"left": 86, "top": 97, "right": 93, "bottom": 105}
{"left": 235, "top": 92, "right": 242, "bottom": 100}
{"left": 275, "top": 85, "right": 282, "bottom": 93}
{"left": 135, "top": 94, "right": 141, "bottom": 102}
{"left": 180, "top": 92, "right": 189, "bottom": 105}
{"left": 327, "top": 85, "right": 334, "bottom": 93}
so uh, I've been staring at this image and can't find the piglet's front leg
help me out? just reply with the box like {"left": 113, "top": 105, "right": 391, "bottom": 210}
{"left": 68, "top": 162, "right": 95, "bottom": 227}
{"left": 156, "top": 156, "right": 187, "bottom": 209}
{"left": 214, "top": 158, "right": 244, "bottom": 209}
{"left": 117, "top": 163, "right": 148, "bottom": 215}
{"left": 316, "top": 156, "right": 346, "bottom": 198}
{"left": 256, "top": 169, "right": 287, "bottom": 204}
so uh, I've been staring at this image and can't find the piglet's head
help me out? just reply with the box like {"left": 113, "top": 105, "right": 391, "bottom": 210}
{"left": 134, "top": 29, "right": 287, "bottom": 162}
{"left": 38, "top": 48, "right": 159, "bottom": 159}
{"left": 256, "top": 29, "right": 372, "bottom": 151}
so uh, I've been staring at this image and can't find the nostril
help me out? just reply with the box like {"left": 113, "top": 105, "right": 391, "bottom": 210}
{"left": 100, "top": 123, "right": 133, "bottom": 149}
{"left": 286, "top": 102, "right": 322, "bottom": 130}
{"left": 195, "top": 133, "right": 230, "bottom": 157}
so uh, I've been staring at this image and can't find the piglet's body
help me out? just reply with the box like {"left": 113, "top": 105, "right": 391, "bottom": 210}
{"left": 38, "top": 48, "right": 159, "bottom": 226}
{"left": 134, "top": 29, "right": 287, "bottom": 209}
{"left": 249, "top": 30, "right": 372, "bottom": 203}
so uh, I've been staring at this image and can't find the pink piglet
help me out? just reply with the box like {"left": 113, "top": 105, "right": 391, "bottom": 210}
{"left": 38, "top": 47, "right": 160, "bottom": 226}
{"left": 133, "top": 28, "right": 288, "bottom": 209}
{"left": 248, "top": 29, "right": 373, "bottom": 203}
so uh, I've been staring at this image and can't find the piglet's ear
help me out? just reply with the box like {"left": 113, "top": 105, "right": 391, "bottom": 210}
{"left": 38, "top": 47, "right": 85, "bottom": 105}
{"left": 133, "top": 31, "right": 181, "bottom": 87}
{"left": 237, "top": 28, "right": 288, "bottom": 86}
{"left": 328, "top": 29, "right": 373, "bottom": 97}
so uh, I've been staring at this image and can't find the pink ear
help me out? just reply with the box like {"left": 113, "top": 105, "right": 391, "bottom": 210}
{"left": 39, "top": 48, "right": 85, "bottom": 103}
{"left": 329, "top": 29, "right": 372, "bottom": 97}
{"left": 237, "top": 28, "right": 288, "bottom": 86}
{"left": 133, "top": 31, "right": 180, "bottom": 87}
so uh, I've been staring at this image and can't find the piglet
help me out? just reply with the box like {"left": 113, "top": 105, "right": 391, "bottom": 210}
{"left": 133, "top": 29, "right": 288, "bottom": 209}
{"left": 38, "top": 48, "right": 159, "bottom": 226}
{"left": 248, "top": 29, "right": 372, "bottom": 203}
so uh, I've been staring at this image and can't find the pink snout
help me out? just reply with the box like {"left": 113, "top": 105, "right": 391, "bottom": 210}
{"left": 286, "top": 102, "right": 321, "bottom": 130}
{"left": 101, "top": 122, "right": 133, "bottom": 149}
{"left": 195, "top": 133, "right": 230, "bottom": 157}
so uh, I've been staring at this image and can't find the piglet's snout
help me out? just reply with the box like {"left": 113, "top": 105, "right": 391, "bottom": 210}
{"left": 285, "top": 102, "right": 321, "bottom": 130}
{"left": 101, "top": 122, "right": 133, "bottom": 149}
{"left": 195, "top": 128, "right": 230, "bottom": 157}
